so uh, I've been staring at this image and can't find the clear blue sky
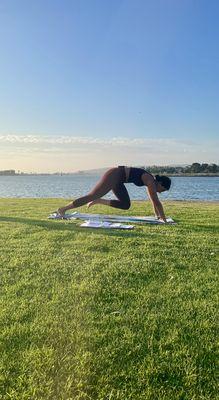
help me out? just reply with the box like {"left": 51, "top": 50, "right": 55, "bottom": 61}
{"left": 0, "top": 0, "right": 218, "bottom": 171}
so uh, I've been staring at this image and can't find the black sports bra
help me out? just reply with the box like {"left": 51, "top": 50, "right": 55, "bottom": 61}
{"left": 127, "top": 167, "right": 147, "bottom": 186}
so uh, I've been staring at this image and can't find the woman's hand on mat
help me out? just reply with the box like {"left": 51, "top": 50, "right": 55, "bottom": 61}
{"left": 156, "top": 215, "right": 165, "bottom": 221}
{"left": 159, "top": 218, "right": 167, "bottom": 223}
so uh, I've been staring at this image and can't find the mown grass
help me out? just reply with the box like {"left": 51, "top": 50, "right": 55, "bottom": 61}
{"left": 0, "top": 199, "right": 218, "bottom": 400}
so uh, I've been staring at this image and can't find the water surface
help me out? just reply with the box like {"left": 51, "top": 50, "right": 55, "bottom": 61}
{"left": 0, "top": 175, "right": 218, "bottom": 201}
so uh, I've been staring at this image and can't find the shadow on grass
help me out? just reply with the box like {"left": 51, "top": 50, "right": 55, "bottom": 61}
{"left": 0, "top": 216, "right": 143, "bottom": 238}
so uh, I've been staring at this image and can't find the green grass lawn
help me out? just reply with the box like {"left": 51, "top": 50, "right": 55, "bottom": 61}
{"left": 0, "top": 199, "right": 218, "bottom": 400}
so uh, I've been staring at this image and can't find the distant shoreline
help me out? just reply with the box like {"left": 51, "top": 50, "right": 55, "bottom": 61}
{"left": 0, "top": 173, "right": 219, "bottom": 177}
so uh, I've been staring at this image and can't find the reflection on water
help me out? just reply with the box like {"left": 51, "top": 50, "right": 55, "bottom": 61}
{"left": 0, "top": 175, "right": 218, "bottom": 201}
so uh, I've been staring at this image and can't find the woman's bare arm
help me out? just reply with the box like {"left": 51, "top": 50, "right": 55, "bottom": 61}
{"left": 147, "top": 188, "right": 166, "bottom": 221}
{"left": 152, "top": 203, "right": 160, "bottom": 218}
{"left": 142, "top": 175, "right": 167, "bottom": 222}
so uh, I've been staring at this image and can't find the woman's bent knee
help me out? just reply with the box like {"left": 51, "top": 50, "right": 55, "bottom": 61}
{"left": 122, "top": 202, "right": 131, "bottom": 210}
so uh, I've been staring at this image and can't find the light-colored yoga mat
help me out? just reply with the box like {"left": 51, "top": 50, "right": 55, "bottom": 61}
{"left": 48, "top": 211, "right": 175, "bottom": 224}
{"left": 80, "top": 221, "right": 134, "bottom": 229}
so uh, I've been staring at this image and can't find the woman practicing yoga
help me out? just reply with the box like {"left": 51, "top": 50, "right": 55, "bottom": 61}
{"left": 57, "top": 166, "right": 171, "bottom": 222}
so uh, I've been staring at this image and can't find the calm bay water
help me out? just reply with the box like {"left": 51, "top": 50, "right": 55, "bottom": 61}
{"left": 0, "top": 175, "right": 218, "bottom": 201}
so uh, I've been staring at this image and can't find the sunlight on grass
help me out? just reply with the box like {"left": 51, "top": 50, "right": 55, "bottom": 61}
{"left": 0, "top": 199, "right": 218, "bottom": 399}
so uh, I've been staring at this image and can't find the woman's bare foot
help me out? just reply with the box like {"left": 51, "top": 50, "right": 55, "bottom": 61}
{"left": 87, "top": 200, "right": 99, "bottom": 208}
{"left": 57, "top": 207, "right": 66, "bottom": 217}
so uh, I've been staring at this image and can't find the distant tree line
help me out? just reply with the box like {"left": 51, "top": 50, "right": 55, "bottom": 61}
{"left": 0, "top": 170, "right": 16, "bottom": 175}
{"left": 145, "top": 163, "right": 219, "bottom": 175}
{"left": 0, "top": 163, "right": 218, "bottom": 176}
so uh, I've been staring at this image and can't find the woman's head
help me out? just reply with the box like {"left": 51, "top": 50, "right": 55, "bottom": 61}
{"left": 155, "top": 175, "right": 171, "bottom": 192}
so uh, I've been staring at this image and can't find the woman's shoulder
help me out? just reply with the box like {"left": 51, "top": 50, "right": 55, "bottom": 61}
{"left": 141, "top": 169, "right": 154, "bottom": 177}
{"left": 141, "top": 171, "right": 155, "bottom": 184}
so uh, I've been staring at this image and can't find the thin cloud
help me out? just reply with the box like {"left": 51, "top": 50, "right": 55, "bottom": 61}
{"left": 0, "top": 134, "right": 218, "bottom": 172}
{"left": 0, "top": 134, "right": 200, "bottom": 147}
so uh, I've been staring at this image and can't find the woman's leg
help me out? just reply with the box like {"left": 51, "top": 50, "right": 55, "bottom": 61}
{"left": 111, "top": 183, "right": 131, "bottom": 209}
{"left": 88, "top": 183, "right": 131, "bottom": 210}
{"left": 58, "top": 168, "right": 122, "bottom": 216}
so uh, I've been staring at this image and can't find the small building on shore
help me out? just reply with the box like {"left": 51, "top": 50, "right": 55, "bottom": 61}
{"left": 0, "top": 170, "right": 16, "bottom": 176}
